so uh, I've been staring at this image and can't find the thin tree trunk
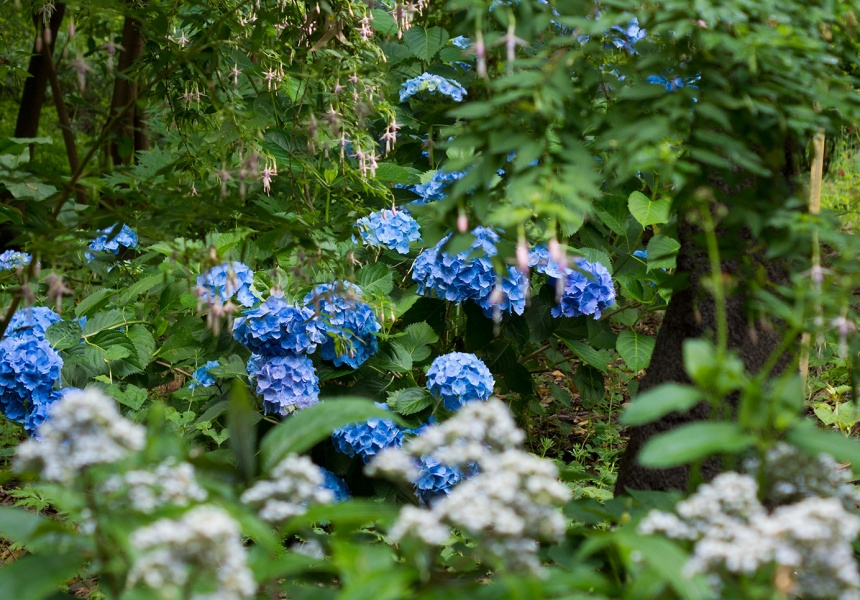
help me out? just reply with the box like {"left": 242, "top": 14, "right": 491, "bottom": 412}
{"left": 109, "top": 12, "right": 147, "bottom": 166}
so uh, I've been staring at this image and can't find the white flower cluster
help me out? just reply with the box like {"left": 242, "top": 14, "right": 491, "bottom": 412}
{"left": 638, "top": 472, "right": 860, "bottom": 598}
{"left": 368, "top": 399, "right": 571, "bottom": 573}
{"left": 744, "top": 442, "right": 860, "bottom": 510}
{"left": 240, "top": 454, "right": 333, "bottom": 523}
{"left": 128, "top": 505, "right": 256, "bottom": 600}
{"left": 99, "top": 458, "right": 208, "bottom": 514}
{"left": 13, "top": 388, "right": 146, "bottom": 483}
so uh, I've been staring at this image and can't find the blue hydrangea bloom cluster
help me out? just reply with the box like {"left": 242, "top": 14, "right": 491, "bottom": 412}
{"left": 246, "top": 353, "right": 319, "bottom": 416}
{"left": 86, "top": 223, "right": 138, "bottom": 261}
{"left": 0, "top": 307, "right": 67, "bottom": 435}
{"left": 332, "top": 403, "right": 404, "bottom": 463}
{"left": 611, "top": 18, "right": 646, "bottom": 53}
{"left": 7, "top": 307, "right": 61, "bottom": 339}
{"left": 413, "top": 227, "right": 527, "bottom": 317}
{"left": 633, "top": 249, "right": 648, "bottom": 260}
{"left": 197, "top": 261, "right": 257, "bottom": 308}
{"left": 319, "top": 468, "right": 351, "bottom": 502}
{"left": 647, "top": 73, "right": 701, "bottom": 93}
{"left": 550, "top": 259, "right": 616, "bottom": 319}
{"left": 355, "top": 208, "right": 422, "bottom": 255}
{"left": 407, "top": 169, "right": 467, "bottom": 204}
{"left": 400, "top": 73, "right": 467, "bottom": 103}
{"left": 425, "top": 352, "right": 494, "bottom": 411}
{"left": 414, "top": 456, "right": 463, "bottom": 505}
{"left": 233, "top": 296, "right": 325, "bottom": 356}
{"left": 0, "top": 250, "right": 31, "bottom": 271}
{"left": 451, "top": 36, "right": 471, "bottom": 49}
{"left": 303, "top": 283, "right": 380, "bottom": 369}
{"left": 188, "top": 360, "right": 220, "bottom": 389}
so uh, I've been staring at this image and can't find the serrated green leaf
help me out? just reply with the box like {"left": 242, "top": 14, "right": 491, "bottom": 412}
{"left": 45, "top": 321, "right": 82, "bottom": 351}
{"left": 573, "top": 363, "right": 604, "bottom": 406}
{"left": 554, "top": 332, "right": 609, "bottom": 372}
{"left": 400, "top": 322, "right": 439, "bottom": 363}
{"left": 260, "top": 398, "right": 405, "bottom": 472}
{"left": 592, "top": 196, "right": 629, "bottom": 235}
{"left": 387, "top": 387, "right": 432, "bottom": 415}
{"left": 646, "top": 235, "right": 681, "bottom": 272}
{"left": 374, "top": 342, "right": 413, "bottom": 373}
{"left": 82, "top": 309, "right": 125, "bottom": 335}
{"left": 104, "top": 345, "right": 131, "bottom": 360}
{"left": 628, "top": 191, "right": 671, "bottom": 227}
{"left": 370, "top": 9, "right": 397, "bottom": 36}
{"left": 207, "top": 355, "right": 248, "bottom": 379}
{"left": 357, "top": 263, "right": 393, "bottom": 296}
{"left": 616, "top": 330, "right": 655, "bottom": 372}
{"left": 621, "top": 383, "right": 703, "bottom": 425}
{"left": 117, "top": 274, "right": 165, "bottom": 307}
{"left": 403, "top": 26, "right": 448, "bottom": 61}
{"left": 374, "top": 163, "right": 411, "bottom": 183}
{"left": 107, "top": 383, "right": 148, "bottom": 410}
{"left": 127, "top": 325, "right": 155, "bottom": 369}
{"left": 638, "top": 422, "right": 755, "bottom": 468}
{"left": 74, "top": 289, "right": 116, "bottom": 318}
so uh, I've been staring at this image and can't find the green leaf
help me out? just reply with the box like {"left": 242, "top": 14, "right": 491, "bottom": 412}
{"left": 387, "top": 387, "right": 432, "bottom": 415}
{"left": 374, "top": 163, "right": 411, "bottom": 183}
{"left": 638, "top": 422, "right": 755, "bottom": 468}
{"left": 573, "top": 364, "right": 604, "bottom": 407}
{"left": 621, "top": 383, "right": 703, "bottom": 425}
{"left": 786, "top": 420, "right": 860, "bottom": 472}
{"left": 403, "top": 26, "right": 448, "bottom": 61}
{"left": 260, "top": 399, "right": 404, "bottom": 472}
{"left": 628, "top": 191, "right": 671, "bottom": 227}
{"left": 45, "top": 321, "right": 82, "bottom": 351}
{"left": 370, "top": 9, "right": 397, "bottom": 36}
{"left": 228, "top": 382, "right": 260, "bottom": 485}
{"left": 400, "top": 321, "right": 439, "bottom": 363}
{"left": 554, "top": 332, "right": 609, "bottom": 372}
{"left": 127, "top": 325, "right": 155, "bottom": 369}
{"left": 74, "top": 289, "right": 116, "bottom": 318}
{"left": 616, "top": 330, "right": 655, "bottom": 372}
{"left": 374, "top": 342, "right": 413, "bottom": 373}
{"left": 207, "top": 355, "right": 248, "bottom": 379}
{"left": 646, "top": 235, "right": 680, "bottom": 272}
{"left": 592, "top": 196, "right": 629, "bottom": 235}
{"left": 104, "top": 345, "right": 131, "bottom": 361}
{"left": 117, "top": 274, "right": 165, "bottom": 307}
{"left": 0, "top": 506, "right": 53, "bottom": 547}
{"left": 0, "top": 552, "right": 84, "bottom": 600}
{"left": 6, "top": 181, "right": 57, "bottom": 200}
{"left": 357, "top": 263, "right": 393, "bottom": 296}
{"left": 107, "top": 383, "right": 148, "bottom": 411}
{"left": 81, "top": 309, "right": 125, "bottom": 335}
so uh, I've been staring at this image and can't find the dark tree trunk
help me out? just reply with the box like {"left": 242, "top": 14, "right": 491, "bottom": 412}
{"left": 108, "top": 12, "right": 147, "bottom": 166}
{"left": 613, "top": 223, "right": 785, "bottom": 494}
{"left": 14, "top": 4, "right": 66, "bottom": 141}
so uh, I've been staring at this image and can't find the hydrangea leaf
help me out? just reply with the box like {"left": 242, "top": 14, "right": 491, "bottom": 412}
{"left": 616, "top": 330, "right": 655, "bottom": 372}
{"left": 387, "top": 387, "right": 432, "bottom": 415}
{"left": 399, "top": 321, "right": 439, "bottom": 363}
{"left": 117, "top": 273, "right": 165, "bottom": 306}
{"left": 621, "top": 383, "right": 703, "bottom": 426}
{"left": 374, "top": 342, "right": 413, "bottom": 373}
{"left": 628, "top": 191, "right": 671, "bottom": 227}
{"left": 74, "top": 288, "right": 116, "bottom": 318}
{"left": 358, "top": 263, "right": 394, "bottom": 296}
{"left": 81, "top": 309, "right": 126, "bottom": 335}
{"left": 638, "top": 422, "right": 755, "bottom": 469}
{"left": 646, "top": 235, "right": 681, "bottom": 272}
{"left": 107, "top": 383, "right": 148, "bottom": 411}
{"left": 45, "top": 320, "right": 82, "bottom": 351}
{"left": 573, "top": 363, "right": 604, "bottom": 407}
{"left": 127, "top": 325, "right": 155, "bottom": 369}
{"left": 554, "top": 332, "right": 609, "bottom": 373}
{"left": 374, "top": 163, "right": 411, "bottom": 184}
{"left": 260, "top": 398, "right": 404, "bottom": 472}
{"left": 403, "top": 26, "right": 448, "bottom": 62}
{"left": 592, "top": 196, "right": 629, "bottom": 235}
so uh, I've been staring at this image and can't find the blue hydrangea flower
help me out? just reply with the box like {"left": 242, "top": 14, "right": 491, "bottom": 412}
{"left": 0, "top": 335, "right": 63, "bottom": 425}
{"left": 405, "top": 169, "right": 467, "bottom": 204}
{"left": 6, "top": 307, "right": 61, "bottom": 340}
{"left": 413, "top": 227, "right": 526, "bottom": 317}
{"left": 196, "top": 261, "right": 257, "bottom": 308}
{"left": 611, "top": 18, "right": 646, "bottom": 53}
{"left": 86, "top": 223, "right": 138, "bottom": 261}
{"left": 0, "top": 250, "right": 31, "bottom": 271}
{"left": 247, "top": 354, "right": 319, "bottom": 416}
{"left": 529, "top": 245, "right": 569, "bottom": 279}
{"left": 233, "top": 296, "right": 325, "bottom": 356}
{"left": 303, "top": 283, "right": 380, "bottom": 369}
{"left": 400, "top": 73, "right": 467, "bottom": 103}
{"left": 355, "top": 208, "right": 422, "bottom": 255}
{"left": 633, "top": 249, "right": 648, "bottom": 260}
{"left": 414, "top": 456, "right": 462, "bottom": 505}
{"left": 647, "top": 73, "right": 701, "bottom": 93}
{"left": 451, "top": 36, "right": 471, "bottom": 49}
{"left": 319, "top": 468, "right": 351, "bottom": 502}
{"left": 550, "top": 258, "right": 616, "bottom": 319}
{"left": 425, "top": 352, "right": 494, "bottom": 411}
{"left": 332, "top": 403, "right": 404, "bottom": 463}
{"left": 189, "top": 360, "right": 220, "bottom": 389}
{"left": 24, "top": 387, "right": 75, "bottom": 436}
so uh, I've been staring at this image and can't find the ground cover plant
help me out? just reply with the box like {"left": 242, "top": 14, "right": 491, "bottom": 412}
{"left": 1, "top": 0, "right": 860, "bottom": 598}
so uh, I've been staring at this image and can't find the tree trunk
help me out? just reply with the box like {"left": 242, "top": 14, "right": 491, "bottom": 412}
{"left": 108, "top": 11, "right": 147, "bottom": 166}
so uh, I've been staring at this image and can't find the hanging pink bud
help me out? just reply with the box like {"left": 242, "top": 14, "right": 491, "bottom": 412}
{"left": 516, "top": 238, "right": 529, "bottom": 274}
{"left": 457, "top": 211, "right": 468, "bottom": 233}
